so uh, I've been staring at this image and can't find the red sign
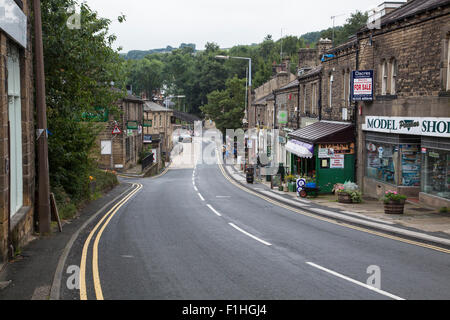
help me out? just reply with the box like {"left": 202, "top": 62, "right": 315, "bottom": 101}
{"left": 112, "top": 126, "right": 122, "bottom": 135}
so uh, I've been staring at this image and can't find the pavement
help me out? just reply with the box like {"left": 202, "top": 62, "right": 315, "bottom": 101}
{"left": 224, "top": 163, "right": 450, "bottom": 247}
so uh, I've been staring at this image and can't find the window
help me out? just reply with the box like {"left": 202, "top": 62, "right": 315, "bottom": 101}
{"left": 311, "top": 82, "right": 318, "bottom": 115}
{"left": 7, "top": 45, "right": 23, "bottom": 217}
{"left": 422, "top": 149, "right": 450, "bottom": 200}
{"left": 303, "top": 85, "right": 307, "bottom": 114}
{"left": 328, "top": 74, "right": 333, "bottom": 107}
{"left": 447, "top": 38, "right": 450, "bottom": 91}
{"left": 390, "top": 58, "right": 397, "bottom": 95}
{"left": 381, "top": 60, "right": 388, "bottom": 95}
{"left": 366, "top": 142, "right": 398, "bottom": 185}
{"left": 125, "top": 137, "right": 131, "bottom": 161}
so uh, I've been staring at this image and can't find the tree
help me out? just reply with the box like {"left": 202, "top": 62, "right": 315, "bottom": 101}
{"left": 42, "top": 0, "right": 126, "bottom": 201}
{"left": 200, "top": 76, "right": 246, "bottom": 133}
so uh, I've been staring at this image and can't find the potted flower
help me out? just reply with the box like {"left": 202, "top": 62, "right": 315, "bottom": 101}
{"left": 335, "top": 182, "right": 362, "bottom": 204}
{"left": 383, "top": 191, "right": 407, "bottom": 214}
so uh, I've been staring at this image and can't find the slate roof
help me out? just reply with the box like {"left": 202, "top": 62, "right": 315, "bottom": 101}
{"left": 144, "top": 101, "right": 172, "bottom": 112}
{"left": 289, "top": 121, "right": 355, "bottom": 144}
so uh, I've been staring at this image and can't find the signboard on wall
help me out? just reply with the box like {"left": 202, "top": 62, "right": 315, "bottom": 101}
{"left": 0, "top": 0, "right": 27, "bottom": 48}
{"left": 351, "top": 70, "right": 374, "bottom": 101}
{"left": 330, "top": 155, "right": 345, "bottom": 169}
{"left": 101, "top": 140, "right": 112, "bottom": 155}
{"left": 363, "top": 116, "right": 450, "bottom": 138}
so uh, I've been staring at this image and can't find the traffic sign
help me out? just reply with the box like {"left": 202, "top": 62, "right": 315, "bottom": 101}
{"left": 112, "top": 126, "right": 122, "bottom": 135}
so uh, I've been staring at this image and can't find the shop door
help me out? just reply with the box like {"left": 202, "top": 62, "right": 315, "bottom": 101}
{"left": 7, "top": 46, "right": 23, "bottom": 217}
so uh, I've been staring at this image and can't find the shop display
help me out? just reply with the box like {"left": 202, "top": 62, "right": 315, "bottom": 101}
{"left": 401, "top": 145, "right": 421, "bottom": 187}
{"left": 366, "top": 142, "right": 397, "bottom": 184}
{"left": 422, "top": 149, "right": 450, "bottom": 200}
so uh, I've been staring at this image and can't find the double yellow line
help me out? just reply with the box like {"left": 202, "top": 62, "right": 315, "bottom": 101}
{"left": 217, "top": 162, "right": 450, "bottom": 255}
{"left": 79, "top": 183, "right": 143, "bottom": 300}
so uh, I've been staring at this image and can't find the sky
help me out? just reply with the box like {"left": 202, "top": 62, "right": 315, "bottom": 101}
{"left": 85, "top": 0, "right": 386, "bottom": 53}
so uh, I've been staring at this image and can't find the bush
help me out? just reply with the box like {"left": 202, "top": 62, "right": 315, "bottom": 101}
{"left": 336, "top": 182, "right": 362, "bottom": 203}
{"left": 382, "top": 191, "right": 407, "bottom": 204}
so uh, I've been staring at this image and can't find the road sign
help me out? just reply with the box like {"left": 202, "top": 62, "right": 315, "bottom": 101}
{"left": 112, "top": 126, "right": 122, "bottom": 135}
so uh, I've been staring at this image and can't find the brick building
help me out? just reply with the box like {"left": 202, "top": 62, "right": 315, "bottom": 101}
{"left": 357, "top": 0, "right": 450, "bottom": 208}
{"left": 95, "top": 94, "right": 144, "bottom": 171}
{"left": 143, "top": 101, "right": 174, "bottom": 170}
{"left": 0, "top": 0, "right": 35, "bottom": 264}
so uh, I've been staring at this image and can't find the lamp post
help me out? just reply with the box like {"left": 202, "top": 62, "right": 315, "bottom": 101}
{"left": 215, "top": 55, "right": 252, "bottom": 125}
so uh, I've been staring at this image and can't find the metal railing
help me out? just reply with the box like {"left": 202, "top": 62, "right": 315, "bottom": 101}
{"left": 142, "top": 153, "right": 154, "bottom": 171}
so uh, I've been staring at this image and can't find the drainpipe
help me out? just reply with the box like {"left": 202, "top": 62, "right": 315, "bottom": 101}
{"left": 33, "top": 0, "right": 51, "bottom": 234}
{"left": 318, "top": 74, "right": 322, "bottom": 122}
{"left": 297, "top": 84, "right": 300, "bottom": 129}
{"left": 354, "top": 39, "right": 360, "bottom": 184}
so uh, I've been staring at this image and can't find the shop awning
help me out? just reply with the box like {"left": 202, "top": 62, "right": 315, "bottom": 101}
{"left": 289, "top": 121, "right": 355, "bottom": 144}
{"left": 286, "top": 140, "right": 314, "bottom": 158}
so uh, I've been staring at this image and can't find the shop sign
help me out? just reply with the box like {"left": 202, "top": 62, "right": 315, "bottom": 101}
{"left": 319, "top": 143, "right": 355, "bottom": 156}
{"left": 143, "top": 134, "right": 152, "bottom": 143}
{"left": 127, "top": 121, "right": 139, "bottom": 130}
{"left": 278, "top": 110, "right": 288, "bottom": 125}
{"left": 330, "top": 155, "right": 345, "bottom": 169}
{"left": 363, "top": 117, "right": 450, "bottom": 138}
{"left": 0, "top": 0, "right": 27, "bottom": 48}
{"left": 127, "top": 129, "right": 133, "bottom": 137}
{"left": 351, "top": 70, "right": 373, "bottom": 101}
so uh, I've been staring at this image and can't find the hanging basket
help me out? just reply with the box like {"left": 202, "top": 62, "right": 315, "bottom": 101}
{"left": 384, "top": 200, "right": 406, "bottom": 215}
{"left": 337, "top": 192, "right": 353, "bottom": 204}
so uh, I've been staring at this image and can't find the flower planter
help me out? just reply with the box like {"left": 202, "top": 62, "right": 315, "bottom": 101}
{"left": 337, "top": 192, "right": 353, "bottom": 204}
{"left": 384, "top": 200, "right": 406, "bottom": 215}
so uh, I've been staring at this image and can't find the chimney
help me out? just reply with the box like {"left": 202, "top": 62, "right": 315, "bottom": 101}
{"left": 317, "top": 38, "right": 333, "bottom": 64}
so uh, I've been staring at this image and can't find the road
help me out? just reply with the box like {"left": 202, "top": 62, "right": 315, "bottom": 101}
{"left": 61, "top": 139, "right": 450, "bottom": 300}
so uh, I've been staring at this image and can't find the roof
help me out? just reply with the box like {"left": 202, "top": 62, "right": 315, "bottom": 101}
{"left": 298, "top": 66, "right": 322, "bottom": 80}
{"left": 144, "top": 101, "right": 172, "bottom": 112}
{"left": 289, "top": 121, "right": 355, "bottom": 144}
{"left": 277, "top": 79, "right": 299, "bottom": 92}
{"left": 360, "top": 0, "right": 450, "bottom": 32}
{"left": 111, "top": 87, "right": 144, "bottom": 103}
{"left": 254, "top": 93, "right": 274, "bottom": 105}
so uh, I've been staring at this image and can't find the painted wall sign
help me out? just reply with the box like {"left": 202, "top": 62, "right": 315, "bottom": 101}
{"left": 0, "top": 0, "right": 27, "bottom": 48}
{"left": 351, "top": 70, "right": 373, "bottom": 101}
{"left": 278, "top": 110, "right": 288, "bottom": 125}
{"left": 363, "top": 117, "right": 450, "bottom": 138}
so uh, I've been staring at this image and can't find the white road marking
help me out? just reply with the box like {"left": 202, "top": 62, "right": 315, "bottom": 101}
{"left": 198, "top": 193, "right": 205, "bottom": 201}
{"left": 207, "top": 204, "right": 222, "bottom": 217}
{"left": 306, "top": 262, "right": 405, "bottom": 301}
{"left": 194, "top": 186, "right": 198, "bottom": 192}
{"left": 228, "top": 223, "right": 272, "bottom": 246}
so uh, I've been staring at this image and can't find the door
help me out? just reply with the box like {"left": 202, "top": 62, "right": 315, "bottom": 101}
{"left": 7, "top": 45, "right": 23, "bottom": 217}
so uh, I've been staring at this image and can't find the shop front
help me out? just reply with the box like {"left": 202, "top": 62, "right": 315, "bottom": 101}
{"left": 288, "top": 121, "right": 355, "bottom": 193}
{"left": 362, "top": 117, "right": 450, "bottom": 208}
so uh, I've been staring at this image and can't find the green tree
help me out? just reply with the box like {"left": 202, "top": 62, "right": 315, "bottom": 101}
{"left": 42, "top": 0, "right": 126, "bottom": 201}
{"left": 200, "top": 76, "right": 246, "bottom": 133}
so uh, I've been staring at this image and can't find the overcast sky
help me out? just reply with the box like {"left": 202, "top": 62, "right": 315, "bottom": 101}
{"left": 85, "top": 0, "right": 384, "bottom": 53}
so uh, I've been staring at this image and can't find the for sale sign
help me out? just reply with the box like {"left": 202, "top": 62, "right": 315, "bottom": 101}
{"left": 351, "top": 70, "right": 374, "bottom": 101}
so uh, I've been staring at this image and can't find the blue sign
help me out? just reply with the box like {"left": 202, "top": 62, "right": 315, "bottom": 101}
{"left": 351, "top": 70, "right": 374, "bottom": 101}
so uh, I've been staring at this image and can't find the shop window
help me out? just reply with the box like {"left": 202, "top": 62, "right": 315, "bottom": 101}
{"left": 366, "top": 142, "right": 398, "bottom": 185}
{"left": 422, "top": 149, "right": 450, "bottom": 200}
{"left": 400, "top": 144, "right": 421, "bottom": 187}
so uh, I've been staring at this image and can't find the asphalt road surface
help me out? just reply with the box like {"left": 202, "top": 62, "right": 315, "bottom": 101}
{"left": 61, "top": 140, "right": 450, "bottom": 300}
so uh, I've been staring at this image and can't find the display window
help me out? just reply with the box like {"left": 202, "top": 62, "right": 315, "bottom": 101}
{"left": 400, "top": 144, "right": 421, "bottom": 187}
{"left": 422, "top": 149, "right": 450, "bottom": 200}
{"left": 366, "top": 142, "right": 398, "bottom": 185}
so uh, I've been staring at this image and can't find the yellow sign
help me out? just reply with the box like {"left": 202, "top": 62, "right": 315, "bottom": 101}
{"left": 319, "top": 143, "right": 355, "bottom": 155}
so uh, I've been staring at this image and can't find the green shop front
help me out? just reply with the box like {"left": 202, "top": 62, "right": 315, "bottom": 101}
{"left": 287, "top": 122, "right": 355, "bottom": 193}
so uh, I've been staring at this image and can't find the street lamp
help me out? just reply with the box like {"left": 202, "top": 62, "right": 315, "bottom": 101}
{"left": 215, "top": 55, "right": 252, "bottom": 123}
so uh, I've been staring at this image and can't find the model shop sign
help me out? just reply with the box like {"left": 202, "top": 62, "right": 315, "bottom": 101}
{"left": 351, "top": 70, "right": 373, "bottom": 101}
{"left": 363, "top": 117, "right": 450, "bottom": 138}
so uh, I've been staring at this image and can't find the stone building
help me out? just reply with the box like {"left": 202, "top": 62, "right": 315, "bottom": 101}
{"left": 143, "top": 101, "right": 174, "bottom": 170}
{"left": 356, "top": 0, "right": 450, "bottom": 208}
{"left": 95, "top": 94, "right": 144, "bottom": 171}
{"left": 0, "top": 0, "right": 35, "bottom": 264}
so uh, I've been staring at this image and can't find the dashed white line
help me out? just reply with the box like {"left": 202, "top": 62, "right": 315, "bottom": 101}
{"left": 306, "top": 262, "right": 405, "bottom": 300}
{"left": 207, "top": 204, "right": 222, "bottom": 217}
{"left": 228, "top": 223, "right": 272, "bottom": 246}
{"left": 194, "top": 186, "right": 198, "bottom": 192}
{"left": 198, "top": 193, "right": 205, "bottom": 201}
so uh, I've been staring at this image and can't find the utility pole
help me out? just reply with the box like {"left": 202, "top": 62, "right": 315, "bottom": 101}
{"left": 331, "top": 14, "right": 345, "bottom": 47}
{"left": 33, "top": 0, "right": 51, "bottom": 234}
